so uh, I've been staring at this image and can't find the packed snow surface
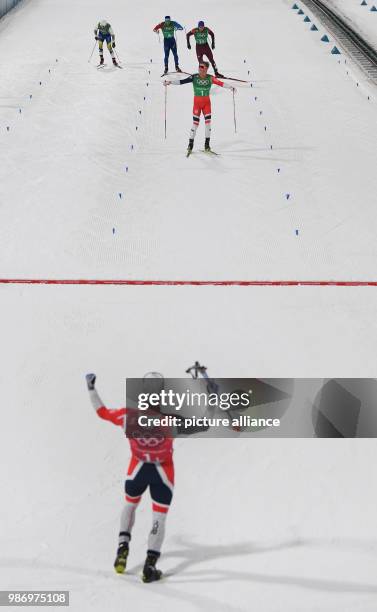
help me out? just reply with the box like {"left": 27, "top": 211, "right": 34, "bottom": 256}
{"left": 1, "top": 0, "right": 377, "bottom": 610}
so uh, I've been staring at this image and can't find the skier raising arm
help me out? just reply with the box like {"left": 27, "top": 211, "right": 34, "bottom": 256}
{"left": 153, "top": 16, "right": 183, "bottom": 75}
{"left": 94, "top": 19, "right": 119, "bottom": 67}
{"left": 165, "top": 61, "right": 236, "bottom": 155}
{"left": 187, "top": 21, "right": 221, "bottom": 76}
{"left": 86, "top": 371, "right": 175, "bottom": 583}
{"left": 85, "top": 367, "right": 230, "bottom": 582}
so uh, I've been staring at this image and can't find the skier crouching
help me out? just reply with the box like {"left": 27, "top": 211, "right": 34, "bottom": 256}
{"left": 164, "top": 61, "right": 235, "bottom": 155}
{"left": 94, "top": 19, "right": 119, "bottom": 67}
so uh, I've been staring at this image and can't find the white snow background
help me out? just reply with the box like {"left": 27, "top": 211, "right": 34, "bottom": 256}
{"left": 1, "top": 0, "right": 377, "bottom": 610}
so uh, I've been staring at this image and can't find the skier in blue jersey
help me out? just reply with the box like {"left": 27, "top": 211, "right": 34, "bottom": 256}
{"left": 153, "top": 16, "right": 184, "bottom": 75}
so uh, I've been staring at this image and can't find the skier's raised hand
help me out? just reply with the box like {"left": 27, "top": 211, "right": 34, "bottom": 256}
{"left": 86, "top": 373, "right": 96, "bottom": 390}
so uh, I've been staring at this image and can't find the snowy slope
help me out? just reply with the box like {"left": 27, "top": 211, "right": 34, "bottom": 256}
{"left": 1, "top": 0, "right": 377, "bottom": 611}
{"left": 0, "top": 0, "right": 376, "bottom": 280}
{"left": 2, "top": 285, "right": 377, "bottom": 612}
{"left": 326, "top": 0, "right": 377, "bottom": 50}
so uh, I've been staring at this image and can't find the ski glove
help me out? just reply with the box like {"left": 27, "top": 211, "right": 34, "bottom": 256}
{"left": 212, "top": 42, "right": 215, "bottom": 50}
{"left": 112, "top": 42, "right": 116, "bottom": 48}
{"left": 95, "top": 36, "right": 100, "bottom": 41}
{"left": 187, "top": 42, "right": 191, "bottom": 50}
{"left": 86, "top": 373, "right": 96, "bottom": 390}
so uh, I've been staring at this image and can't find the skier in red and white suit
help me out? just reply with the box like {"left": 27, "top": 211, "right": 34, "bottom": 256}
{"left": 86, "top": 372, "right": 174, "bottom": 583}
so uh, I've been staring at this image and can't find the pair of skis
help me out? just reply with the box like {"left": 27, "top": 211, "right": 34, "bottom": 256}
{"left": 186, "top": 148, "right": 220, "bottom": 158}
{"left": 160, "top": 69, "right": 191, "bottom": 77}
{"left": 97, "top": 63, "right": 123, "bottom": 69}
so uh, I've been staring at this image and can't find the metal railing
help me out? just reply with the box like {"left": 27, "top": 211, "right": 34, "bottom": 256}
{"left": 0, "top": 0, "right": 23, "bottom": 19}
{"left": 302, "top": 0, "right": 377, "bottom": 83}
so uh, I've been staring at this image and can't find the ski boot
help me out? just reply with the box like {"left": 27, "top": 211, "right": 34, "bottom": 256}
{"left": 204, "top": 137, "right": 211, "bottom": 152}
{"left": 112, "top": 57, "right": 119, "bottom": 67}
{"left": 186, "top": 138, "right": 194, "bottom": 157}
{"left": 163, "top": 67, "right": 168, "bottom": 75}
{"left": 114, "top": 542, "right": 129, "bottom": 574}
{"left": 142, "top": 552, "right": 162, "bottom": 583}
{"left": 175, "top": 66, "right": 182, "bottom": 73}
{"left": 99, "top": 57, "right": 104, "bottom": 66}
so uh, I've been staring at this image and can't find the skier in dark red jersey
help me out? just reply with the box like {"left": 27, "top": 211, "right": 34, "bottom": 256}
{"left": 164, "top": 61, "right": 235, "bottom": 155}
{"left": 186, "top": 20, "right": 221, "bottom": 76}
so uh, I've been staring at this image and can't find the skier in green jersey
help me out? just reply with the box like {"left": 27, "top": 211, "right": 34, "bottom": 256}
{"left": 153, "top": 16, "right": 184, "bottom": 75}
{"left": 186, "top": 21, "right": 221, "bottom": 76}
{"left": 164, "top": 61, "right": 235, "bottom": 155}
{"left": 94, "top": 20, "right": 118, "bottom": 67}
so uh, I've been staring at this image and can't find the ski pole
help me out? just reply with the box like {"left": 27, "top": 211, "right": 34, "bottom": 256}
{"left": 114, "top": 48, "right": 121, "bottom": 64}
{"left": 88, "top": 40, "right": 97, "bottom": 63}
{"left": 164, "top": 84, "right": 167, "bottom": 139}
{"left": 186, "top": 361, "right": 203, "bottom": 379}
{"left": 186, "top": 362, "right": 219, "bottom": 394}
{"left": 232, "top": 89, "right": 237, "bottom": 134}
